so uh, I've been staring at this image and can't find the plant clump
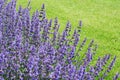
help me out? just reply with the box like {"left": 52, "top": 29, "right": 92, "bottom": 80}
{"left": 0, "top": 0, "right": 119, "bottom": 80}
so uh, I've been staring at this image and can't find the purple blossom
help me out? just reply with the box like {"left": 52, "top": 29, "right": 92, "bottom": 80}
{"left": 113, "top": 72, "right": 120, "bottom": 80}
{"left": 0, "top": 0, "right": 119, "bottom": 80}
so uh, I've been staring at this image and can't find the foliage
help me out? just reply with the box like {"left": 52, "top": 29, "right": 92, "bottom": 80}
{"left": 0, "top": 0, "right": 119, "bottom": 80}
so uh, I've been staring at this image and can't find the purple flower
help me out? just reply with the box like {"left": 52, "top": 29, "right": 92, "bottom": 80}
{"left": 113, "top": 72, "right": 120, "bottom": 80}
{"left": 0, "top": 1, "right": 118, "bottom": 80}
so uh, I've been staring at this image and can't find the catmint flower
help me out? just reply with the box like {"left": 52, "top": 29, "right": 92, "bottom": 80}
{"left": 0, "top": 1, "right": 118, "bottom": 80}
{"left": 0, "top": 31, "right": 2, "bottom": 40}
{"left": 113, "top": 72, "right": 120, "bottom": 80}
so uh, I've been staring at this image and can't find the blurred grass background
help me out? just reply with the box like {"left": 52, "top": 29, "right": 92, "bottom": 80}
{"left": 16, "top": 0, "right": 120, "bottom": 79}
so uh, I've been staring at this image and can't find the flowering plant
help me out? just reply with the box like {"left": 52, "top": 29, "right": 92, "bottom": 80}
{"left": 0, "top": 0, "right": 119, "bottom": 80}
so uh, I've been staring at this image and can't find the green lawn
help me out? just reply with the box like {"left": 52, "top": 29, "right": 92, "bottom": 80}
{"left": 17, "top": 0, "right": 120, "bottom": 79}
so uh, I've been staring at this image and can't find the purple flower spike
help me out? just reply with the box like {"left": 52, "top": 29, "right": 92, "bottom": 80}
{"left": 113, "top": 72, "right": 120, "bottom": 80}
{"left": 0, "top": 0, "right": 118, "bottom": 80}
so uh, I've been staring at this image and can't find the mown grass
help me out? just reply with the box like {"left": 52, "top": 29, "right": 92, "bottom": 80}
{"left": 17, "top": 0, "right": 120, "bottom": 79}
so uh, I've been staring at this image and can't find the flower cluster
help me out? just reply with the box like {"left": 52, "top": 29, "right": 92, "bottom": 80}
{"left": 0, "top": 0, "right": 119, "bottom": 80}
